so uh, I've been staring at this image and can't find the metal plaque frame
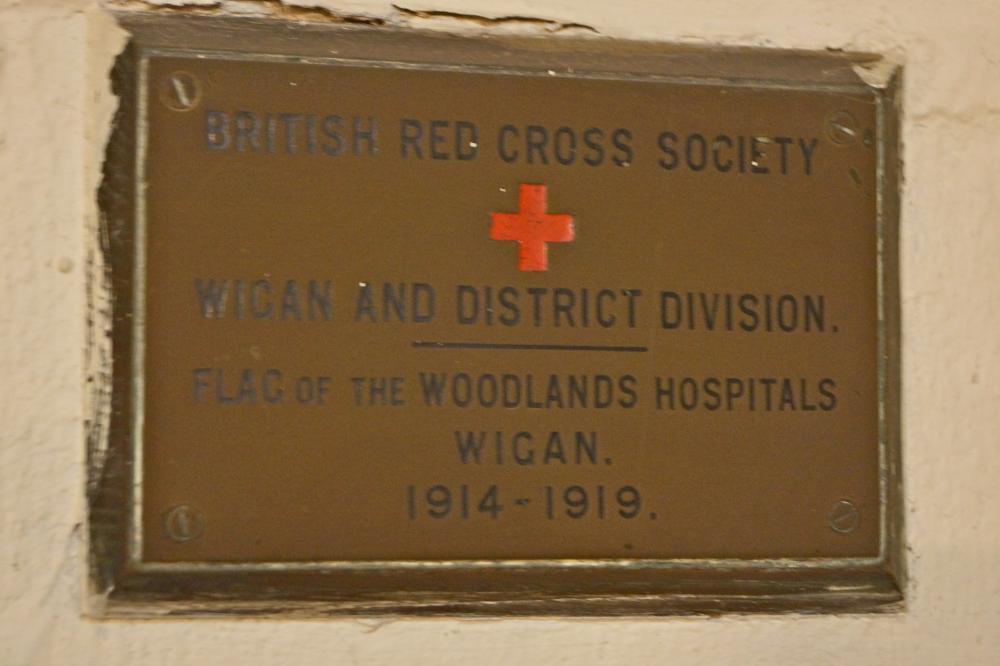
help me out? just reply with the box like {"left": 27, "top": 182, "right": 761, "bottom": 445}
{"left": 89, "top": 12, "right": 903, "bottom": 617}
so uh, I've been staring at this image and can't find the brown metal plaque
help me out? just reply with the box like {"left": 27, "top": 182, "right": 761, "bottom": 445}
{"left": 91, "top": 15, "right": 902, "bottom": 616}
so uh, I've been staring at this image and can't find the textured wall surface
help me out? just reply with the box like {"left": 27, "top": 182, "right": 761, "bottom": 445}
{"left": 1, "top": 0, "right": 999, "bottom": 663}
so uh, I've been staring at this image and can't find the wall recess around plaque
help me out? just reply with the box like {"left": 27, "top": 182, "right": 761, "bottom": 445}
{"left": 89, "top": 13, "right": 903, "bottom": 617}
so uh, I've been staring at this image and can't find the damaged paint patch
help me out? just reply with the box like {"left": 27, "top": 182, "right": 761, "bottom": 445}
{"left": 105, "top": 0, "right": 390, "bottom": 23}
{"left": 134, "top": 0, "right": 220, "bottom": 6}
{"left": 390, "top": 4, "right": 600, "bottom": 35}
{"left": 103, "top": 0, "right": 600, "bottom": 35}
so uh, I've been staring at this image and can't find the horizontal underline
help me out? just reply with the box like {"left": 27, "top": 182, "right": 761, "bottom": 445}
{"left": 412, "top": 341, "right": 649, "bottom": 353}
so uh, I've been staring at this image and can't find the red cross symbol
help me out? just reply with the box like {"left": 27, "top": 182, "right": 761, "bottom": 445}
{"left": 490, "top": 184, "right": 574, "bottom": 272}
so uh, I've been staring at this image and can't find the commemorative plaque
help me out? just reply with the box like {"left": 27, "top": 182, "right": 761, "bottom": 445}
{"left": 90, "top": 15, "right": 903, "bottom": 615}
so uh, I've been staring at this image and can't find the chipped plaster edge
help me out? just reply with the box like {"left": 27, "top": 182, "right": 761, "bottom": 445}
{"left": 101, "top": 0, "right": 605, "bottom": 36}
{"left": 852, "top": 57, "right": 902, "bottom": 90}
{"left": 82, "top": 3, "right": 130, "bottom": 618}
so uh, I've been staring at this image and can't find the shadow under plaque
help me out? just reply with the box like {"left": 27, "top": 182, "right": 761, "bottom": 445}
{"left": 89, "top": 13, "right": 903, "bottom": 616}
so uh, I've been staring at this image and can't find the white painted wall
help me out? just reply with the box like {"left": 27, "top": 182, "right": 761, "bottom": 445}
{"left": 1, "top": 0, "right": 998, "bottom": 663}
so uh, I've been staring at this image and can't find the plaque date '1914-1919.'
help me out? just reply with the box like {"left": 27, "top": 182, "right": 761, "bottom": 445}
{"left": 406, "top": 484, "right": 649, "bottom": 521}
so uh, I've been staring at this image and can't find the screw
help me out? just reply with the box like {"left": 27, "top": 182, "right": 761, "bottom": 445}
{"left": 828, "top": 500, "right": 860, "bottom": 534}
{"left": 826, "top": 110, "right": 858, "bottom": 146}
{"left": 164, "top": 504, "right": 205, "bottom": 542}
{"left": 160, "top": 72, "right": 201, "bottom": 112}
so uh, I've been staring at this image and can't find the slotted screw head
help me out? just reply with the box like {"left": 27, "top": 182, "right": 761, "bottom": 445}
{"left": 160, "top": 72, "right": 201, "bottom": 111}
{"left": 826, "top": 110, "right": 859, "bottom": 145}
{"left": 828, "top": 500, "right": 860, "bottom": 534}
{"left": 164, "top": 504, "right": 205, "bottom": 542}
